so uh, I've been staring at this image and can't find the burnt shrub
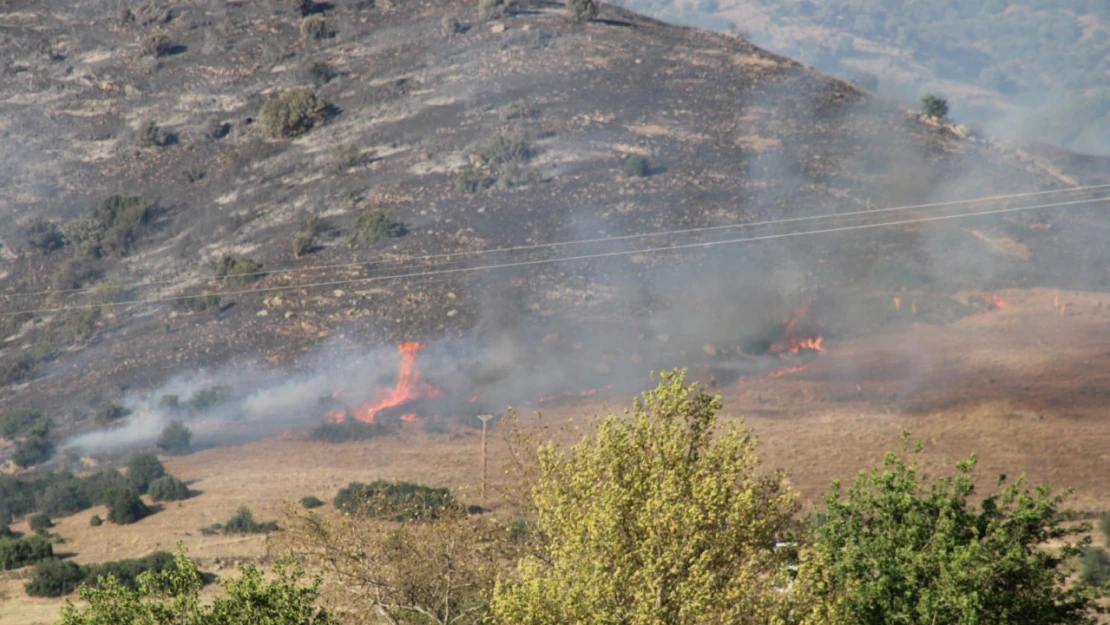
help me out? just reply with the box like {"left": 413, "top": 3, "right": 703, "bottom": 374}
{"left": 141, "top": 31, "right": 171, "bottom": 57}
{"left": 352, "top": 210, "right": 405, "bottom": 243}
{"left": 293, "top": 233, "right": 315, "bottom": 259}
{"left": 0, "top": 534, "right": 53, "bottom": 570}
{"left": 104, "top": 488, "right": 150, "bottom": 525}
{"left": 259, "top": 87, "right": 328, "bottom": 139}
{"left": 300, "top": 495, "right": 324, "bottom": 509}
{"left": 26, "top": 218, "right": 65, "bottom": 251}
{"left": 441, "top": 15, "right": 461, "bottom": 37}
{"left": 140, "top": 119, "right": 168, "bottom": 147}
{"left": 28, "top": 513, "right": 53, "bottom": 535}
{"left": 214, "top": 255, "right": 262, "bottom": 286}
{"left": 157, "top": 420, "right": 192, "bottom": 454}
{"left": 566, "top": 0, "right": 598, "bottom": 22}
{"left": 300, "top": 15, "right": 327, "bottom": 39}
{"left": 148, "top": 476, "right": 189, "bottom": 502}
{"left": 126, "top": 453, "right": 166, "bottom": 494}
{"left": 333, "top": 480, "right": 459, "bottom": 520}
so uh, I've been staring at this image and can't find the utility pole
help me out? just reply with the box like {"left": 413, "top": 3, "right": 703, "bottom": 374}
{"left": 477, "top": 414, "right": 493, "bottom": 504}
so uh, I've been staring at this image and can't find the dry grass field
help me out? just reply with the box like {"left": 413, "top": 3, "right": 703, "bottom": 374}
{"left": 5, "top": 286, "right": 1110, "bottom": 624}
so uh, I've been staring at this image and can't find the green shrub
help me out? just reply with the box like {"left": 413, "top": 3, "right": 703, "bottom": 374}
{"left": 0, "top": 534, "right": 53, "bottom": 570}
{"left": 148, "top": 476, "right": 189, "bottom": 502}
{"left": 332, "top": 480, "right": 459, "bottom": 520}
{"left": 1099, "top": 512, "right": 1110, "bottom": 543}
{"left": 478, "top": 0, "right": 509, "bottom": 20}
{"left": 26, "top": 550, "right": 176, "bottom": 597}
{"left": 1081, "top": 547, "right": 1110, "bottom": 586}
{"left": 214, "top": 255, "right": 262, "bottom": 286}
{"left": 300, "top": 495, "right": 324, "bottom": 509}
{"left": 565, "top": 0, "right": 598, "bottom": 23}
{"left": 80, "top": 469, "right": 131, "bottom": 506}
{"left": 1, "top": 408, "right": 48, "bottom": 439}
{"left": 66, "top": 195, "right": 151, "bottom": 258}
{"left": 189, "top": 385, "right": 232, "bottom": 412}
{"left": 89, "top": 515, "right": 103, "bottom": 527}
{"left": 621, "top": 154, "right": 649, "bottom": 177}
{"left": 141, "top": 31, "right": 171, "bottom": 57}
{"left": 26, "top": 218, "right": 65, "bottom": 251}
{"left": 311, "top": 418, "right": 394, "bottom": 442}
{"left": 501, "top": 100, "right": 536, "bottom": 121}
{"left": 13, "top": 435, "right": 54, "bottom": 468}
{"left": 28, "top": 513, "right": 53, "bottom": 535}
{"left": 94, "top": 403, "right": 131, "bottom": 426}
{"left": 220, "top": 506, "right": 279, "bottom": 534}
{"left": 157, "top": 421, "right": 192, "bottom": 454}
{"left": 474, "top": 133, "right": 531, "bottom": 167}
{"left": 104, "top": 488, "right": 150, "bottom": 525}
{"left": 921, "top": 93, "right": 949, "bottom": 119}
{"left": 293, "top": 233, "right": 315, "bottom": 258}
{"left": 39, "top": 481, "right": 92, "bottom": 517}
{"left": 62, "top": 307, "right": 101, "bottom": 343}
{"left": 331, "top": 141, "right": 362, "bottom": 170}
{"left": 140, "top": 119, "right": 167, "bottom": 146}
{"left": 454, "top": 166, "right": 493, "bottom": 194}
{"left": 259, "top": 88, "right": 329, "bottom": 139}
{"left": 126, "top": 453, "right": 166, "bottom": 494}
{"left": 172, "top": 294, "right": 222, "bottom": 313}
{"left": 441, "top": 15, "right": 462, "bottom": 36}
{"left": 301, "top": 15, "right": 327, "bottom": 39}
{"left": 0, "top": 351, "right": 39, "bottom": 386}
{"left": 352, "top": 210, "right": 405, "bottom": 243}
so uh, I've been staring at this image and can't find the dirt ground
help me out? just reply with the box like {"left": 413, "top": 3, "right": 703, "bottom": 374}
{"left": 4, "top": 285, "right": 1110, "bottom": 624}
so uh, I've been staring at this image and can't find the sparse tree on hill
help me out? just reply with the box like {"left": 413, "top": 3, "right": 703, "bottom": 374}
{"left": 127, "top": 452, "right": 166, "bottom": 494}
{"left": 921, "top": 93, "right": 949, "bottom": 119}
{"left": 105, "top": 488, "right": 150, "bottom": 525}
{"left": 491, "top": 370, "right": 802, "bottom": 624}
{"left": 565, "top": 0, "right": 598, "bottom": 23}
{"left": 157, "top": 420, "right": 192, "bottom": 454}
{"left": 796, "top": 436, "right": 1105, "bottom": 625}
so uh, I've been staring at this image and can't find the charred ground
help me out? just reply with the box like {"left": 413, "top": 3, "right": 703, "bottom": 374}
{"left": 0, "top": 0, "right": 1108, "bottom": 457}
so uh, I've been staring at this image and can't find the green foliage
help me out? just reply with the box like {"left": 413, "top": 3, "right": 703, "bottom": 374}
{"left": 157, "top": 420, "right": 192, "bottom": 454}
{"left": 1, "top": 407, "right": 48, "bottom": 439}
{"left": 141, "top": 31, "right": 171, "bottom": 57}
{"left": 259, "top": 88, "right": 329, "bottom": 139}
{"left": 62, "top": 306, "right": 102, "bottom": 343}
{"left": 148, "top": 476, "right": 190, "bottom": 502}
{"left": 95, "top": 402, "right": 131, "bottom": 426}
{"left": 0, "top": 534, "right": 53, "bottom": 570}
{"left": 1080, "top": 547, "right": 1110, "bottom": 587}
{"left": 188, "top": 385, "right": 232, "bottom": 412}
{"left": 90, "top": 515, "right": 103, "bottom": 527}
{"left": 454, "top": 165, "right": 494, "bottom": 194}
{"left": 478, "top": 0, "right": 510, "bottom": 20}
{"left": 26, "top": 217, "right": 66, "bottom": 251}
{"left": 39, "top": 481, "right": 92, "bottom": 517}
{"left": 300, "top": 496, "right": 324, "bottom": 509}
{"left": 28, "top": 550, "right": 177, "bottom": 597}
{"left": 621, "top": 154, "right": 649, "bottom": 177}
{"left": 351, "top": 209, "right": 405, "bottom": 243}
{"left": 921, "top": 93, "right": 950, "bottom": 119}
{"left": 172, "top": 294, "right": 222, "bottom": 313}
{"left": 56, "top": 549, "right": 335, "bottom": 625}
{"left": 800, "top": 437, "right": 1103, "bottom": 625}
{"left": 491, "top": 370, "right": 800, "bottom": 624}
{"left": 65, "top": 195, "right": 151, "bottom": 258}
{"left": 300, "top": 15, "right": 327, "bottom": 39}
{"left": 331, "top": 141, "right": 362, "bottom": 170}
{"left": 310, "top": 418, "right": 394, "bottom": 442}
{"left": 1099, "top": 511, "right": 1110, "bottom": 543}
{"left": 474, "top": 133, "right": 532, "bottom": 167}
{"left": 441, "top": 14, "right": 462, "bottom": 36}
{"left": 28, "top": 513, "right": 53, "bottom": 535}
{"left": 214, "top": 254, "right": 262, "bottom": 286}
{"left": 214, "top": 506, "right": 279, "bottom": 535}
{"left": 333, "top": 480, "right": 460, "bottom": 520}
{"left": 13, "top": 434, "right": 54, "bottom": 468}
{"left": 140, "top": 119, "right": 168, "bottom": 146}
{"left": 105, "top": 488, "right": 151, "bottom": 525}
{"left": 0, "top": 350, "right": 40, "bottom": 386}
{"left": 293, "top": 233, "right": 315, "bottom": 258}
{"left": 565, "top": 0, "right": 598, "bottom": 22}
{"left": 127, "top": 453, "right": 166, "bottom": 494}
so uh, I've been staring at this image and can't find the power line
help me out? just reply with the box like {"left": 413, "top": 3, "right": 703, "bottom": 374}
{"left": 8, "top": 182, "right": 1109, "bottom": 300}
{"left": 4, "top": 194, "right": 1106, "bottom": 318}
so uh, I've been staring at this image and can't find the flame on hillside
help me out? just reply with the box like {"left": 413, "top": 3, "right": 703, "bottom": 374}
{"left": 327, "top": 341, "right": 442, "bottom": 424}
{"left": 973, "top": 293, "right": 1006, "bottom": 310}
{"left": 767, "top": 296, "right": 825, "bottom": 355}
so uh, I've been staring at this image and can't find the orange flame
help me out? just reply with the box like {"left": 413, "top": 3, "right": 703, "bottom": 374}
{"left": 768, "top": 363, "right": 811, "bottom": 378}
{"left": 767, "top": 296, "right": 824, "bottom": 355}
{"left": 973, "top": 294, "right": 1006, "bottom": 310}
{"left": 348, "top": 341, "right": 442, "bottom": 424}
{"left": 399, "top": 413, "right": 420, "bottom": 423}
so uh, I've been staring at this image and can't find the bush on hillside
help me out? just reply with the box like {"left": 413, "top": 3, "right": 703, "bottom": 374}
{"left": 26, "top": 218, "right": 66, "bottom": 252}
{"left": 351, "top": 210, "right": 405, "bottom": 243}
{"left": 311, "top": 418, "right": 394, "bottom": 442}
{"left": 39, "top": 481, "right": 92, "bottom": 517}
{"left": 478, "top": 0, "right": 509, "bottom": 20}
{"left": 26, "top": 550, "right": 177, "bottom": 597}
{"left": 219, "top": 506, "right": 279, "bottom": 534}
{"left": 300, "top": 495, "right": 324, "bottom": 509}
{"left": 565, "top": 0, "right": 598, "bottom": 23}
{"left": 1081, "top": 547, "right": 1110, "bottom": 586}
{"left": 172, "top": 294, "right": 222, "bottom": 313}
{"left": 293, "top": 233, "right": 316, "bottom": 258}
{"left": 333, "top": 480, "right": 459, "bottom": 520}
{"left": 157, "top": 420, "right": 192, "bottom": 454}
{"left": 259, "top": 87, "right": 329, "bottom": 139}
{"left": 188, "top": 385, "right": 232, "bottom": 412}
{"left": 13, "top": 435, "right": 54, "bottom": 468}
{"left": 64, "top": 195, "right": 151, "bottom": 258}
{"left": 214, "top": 255, "right": 262, "bottom": 286}
{"left": 148, "top": 476, "right": 189, "bottom": 502}
{"left": 104, "top": 488, "right": 150, "bottom": 525}
{"left": 1, "top": 407, "right": 49, "bottom": 440}
{"left": 0, "top": 534, "right": 53, "bottom": 570}
{"left": 139, "top": 119, "right": 169, "bottom": 147}
{"left": 127, "top": 453, "right": 166, "bottom": 494}
{"left": 921, "top": 93, "right": 949, "bottom": 119}
{"left": 140, "top": 31, "right": 171, "bottom": 57}
{"left": 1100, "top": 512, "right": 1110, "bottom": 543}
{"left": 94, "top": 402, "right": 131, "bottom": 426}
{"left": 28, "top": 513, "right": 53, "bottom": 535}
{"left": 441, "top": 15, "right": 462, "bottom": 36}
{"left": 301, "top": 15, "right": 327, "bottom": 39}
{"left": 89, "top": 515, "right": 103, "bottom": 527}
{"left": 0, "top": 351, "right": 39, "bottom": 387}
{"left": 621, "top": 154, "right": 649, "bottom": 177}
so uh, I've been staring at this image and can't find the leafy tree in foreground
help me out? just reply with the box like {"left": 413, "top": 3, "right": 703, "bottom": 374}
{"left": 57, "top": 549, "right": 336, "bottom": 625}
{"left": 798, "top": 436, "right": 1104, "bottom": 625}
{"left": 491, "top": 370, "right": 802, "bottom": 625}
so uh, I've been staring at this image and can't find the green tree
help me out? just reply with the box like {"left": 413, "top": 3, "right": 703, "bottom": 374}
{"left": 105, "top": 488, "right": 150, "bottom": 525}
{"left": 148, "top": 476, "right": 190, "bottom": 502}
{"left": 127, "top": 452, "right": 166, "bottom": 494}
{"left": 57, "top": 549, "right": 336, "bottom": 625}
{"left": 157, "top": 420, "right": 192, "bottom": 454}
{"left": 921, "top": 93, "right": 949, "bottom": 119}
{"left": 491, "top": 370, "right": 801, "bottom": 625}
{"left": 565, "top": 0, "right": 598, "bottom": 22}
{"left": 798, "top": 436, "right": 1104, "bottom": 625}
